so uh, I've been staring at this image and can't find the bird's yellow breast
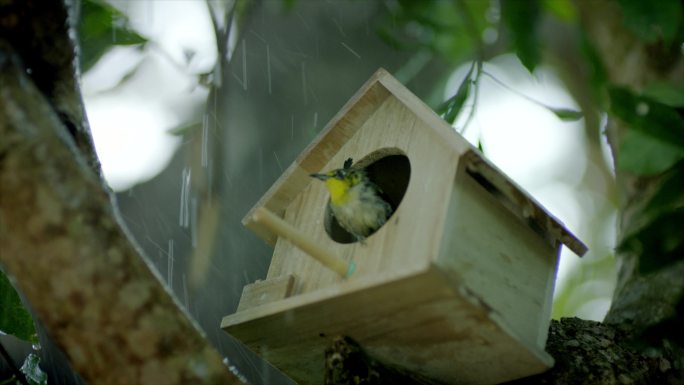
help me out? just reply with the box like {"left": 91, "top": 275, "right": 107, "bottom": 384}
{"left": 325, "top": 178, "right": 350, "bottom": 205}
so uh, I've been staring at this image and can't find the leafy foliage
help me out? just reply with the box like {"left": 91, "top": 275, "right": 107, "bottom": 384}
{"left": 643, "top": 82, "right": 684, "bottom": 107}
{"left": 618, "top": 129, "right": 684, "bottom": 176}
{"left": 436, "top": 62, "right": 474, "bottom": 124}
{"left": 617, "top": 0, "right": 683, "bottom": 44}
{"left": 0, "top": 272, "right": 36, "bottom": 343}
{"left": 620, "top": 164, "right": 684, "bottom": 273}
{"left": 77, "top": 0, "right": 148, "bottom": 72}
{"left": 501, "top": 0, "right": 541, "bottom": 72}
{"left": 376, "top": 0, "right": 492, "bottom": 63}
{"left": 609, "top": 86, "right": 684, "bottom": 175}
{"left": 546, "top": 107, "right": 584, "bottom": 122}
{"left": 609, "top": 85, "right": 684, "bottom": 272}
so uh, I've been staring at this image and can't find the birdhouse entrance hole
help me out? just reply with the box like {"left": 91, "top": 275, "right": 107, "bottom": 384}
{"left": 324, "top": 150, "right": 411, "bottom": 244}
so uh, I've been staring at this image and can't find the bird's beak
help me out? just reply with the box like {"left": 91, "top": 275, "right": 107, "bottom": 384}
{"left": 310, "top": 173, "right": 329, "bottom": 181}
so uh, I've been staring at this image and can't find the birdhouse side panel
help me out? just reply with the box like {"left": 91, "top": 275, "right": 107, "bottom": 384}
{"left": 436, "top": 161, "right": 559, "bottom": 351}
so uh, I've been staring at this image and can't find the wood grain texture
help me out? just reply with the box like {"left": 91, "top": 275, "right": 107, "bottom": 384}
{"left": 437, "top": 159, "right": 560, "bottom": 351}
{"left": 222, "top": 266, "right": 552, "bottom": 385}
{"left": 236, "top": 274, "right": 296, "bottom": 312}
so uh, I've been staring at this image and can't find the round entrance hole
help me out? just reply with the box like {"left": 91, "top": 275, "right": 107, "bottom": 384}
{"left": 324, "top": 150, "right": 411, "bottom": 244}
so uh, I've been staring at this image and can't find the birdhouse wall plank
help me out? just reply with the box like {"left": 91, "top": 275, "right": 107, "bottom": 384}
{"left": 435, "top": 159, "right": 560, "bottom": 351}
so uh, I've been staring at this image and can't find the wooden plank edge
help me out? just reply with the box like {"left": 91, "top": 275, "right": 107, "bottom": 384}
{"left": 241, "top": 68, "right": 393, "bottom": 245}
{"left": 221, "top": 263, "right": 429, "bottom": 330}
{"left": 461, "top": 150, "right": 588, "bottom": 257}
{"left": 430, "top": 265, "right": 556, "bottom": 369}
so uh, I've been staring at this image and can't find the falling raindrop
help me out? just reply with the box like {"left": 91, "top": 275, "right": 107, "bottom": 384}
{"left": 242, "top": 39, "right": 248, "bottom": 90}
{"left": 182, "top": 274, "right": 190, "bottom": 310}
{"left": 273, "top": 151, "right": 283, "bottom": 172}
{"left": 482, "top": 27, "right": 498, "bottom": 44}
{"left": 179, "top": 167, "right": 191, "bottom": 228}
{"left": 301, "top": 62, "right": 308, "bottom": 105}
{"left": 266, "top": 44, "right": 272, "bottom": 95}
{"left": 202, "top": 114, "right": 209, "bottom": 168}
{"left": 340, "top": 42, "right": 361, "bottom": 59}
{"left": 636, "top": 102, "right": 649, "bottom": 116}
{"left": 167, "top": 239, "right": 174, "bottom": 288}
{"left": 191, "top": 196, "right": 198, "bottom": 248}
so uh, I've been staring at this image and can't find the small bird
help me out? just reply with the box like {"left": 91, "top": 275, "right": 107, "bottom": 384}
{"left": 310, "top": 158, "right": 393, "bottom": 242}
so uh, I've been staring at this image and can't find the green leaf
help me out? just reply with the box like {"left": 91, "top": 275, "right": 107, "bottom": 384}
{"left": 548, "top": 107, "right": 584, "bottom": 122}
{"left": 643, "top": 82, "right": 684, "bottom": 107}
{"left": 20, "top": 353, "right": 48, "bottom": 385}
{"left": 0, "top": 272, "right": 37, "bottom": 343}
{"left": 78, "top": 0, "right": 148, "bottom": 72}
{"left": 375, "top": 0, "right": 482, "bottom": 64}
{"left": 501, "top": 0, "right": 541, "bottom": 72}
{"left": 579, "top": 31, "right": 609, "bottom": 108}
{"left": 608, "top": 86, "right": 684, "bottom": 148}
{"left": 618, "top": 129, "right": 684, "bottom": 175}
{"left": 167, "top": 120, "right": 202, "bottom": 136}
{"left": 541, "top": 0, "right": 578, "bottom": 22}
{"left": 619, "top": 164, "right": 684, "bottom": 273}
{"left": 617, "top": 0, "right": 683, "bottom": 44}
{"left": 645, "top": 165, "right": 684, "bottom": 215}
{"left": 437, "top": 64, "right": 473, "bottom": 124}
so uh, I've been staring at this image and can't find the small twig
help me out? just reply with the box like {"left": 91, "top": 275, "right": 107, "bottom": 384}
{"left": 457, "top": 60, "right": 483, "bottom": 134}
{"left": 0, "top": 340, "right": 30, "bottom": 385}
{"left": 482, "top": 69, "right": 558, "bottom": 112}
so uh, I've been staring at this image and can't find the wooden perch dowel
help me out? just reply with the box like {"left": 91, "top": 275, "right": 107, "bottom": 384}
{"left": 252, "top": 207, "right": 355, "bottom": 278}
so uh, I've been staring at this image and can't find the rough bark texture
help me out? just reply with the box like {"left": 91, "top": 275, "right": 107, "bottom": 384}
{"left": 0, "top": 1, "right": 244, "bottom": 384}
{"left": 0, "top": 0, "right": 99, "bottom": 172}
{"left": 325, "top": 318, "right": 678, "bottom": 385}
{"left": 324, "top": 336, "right": 447, "bottom": 385}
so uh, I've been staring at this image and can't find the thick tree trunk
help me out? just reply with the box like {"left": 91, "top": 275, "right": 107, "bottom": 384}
{"left": 0, "top": 2, "right": 244, "bottom": 384}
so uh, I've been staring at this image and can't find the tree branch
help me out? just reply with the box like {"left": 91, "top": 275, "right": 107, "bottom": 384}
{"left": 0, "top": 39, "right": 243, "bottom": 385}
{"left": 0, "top": 0, "right": 100, "bottom": 173}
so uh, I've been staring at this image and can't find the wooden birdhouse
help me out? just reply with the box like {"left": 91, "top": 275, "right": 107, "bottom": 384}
{"left": 221, "top": 68, "right": 587, "bottom": 384}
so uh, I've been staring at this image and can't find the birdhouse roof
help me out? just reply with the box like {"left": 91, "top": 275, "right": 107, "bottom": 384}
{"left": 243, "top": 68, "right": 587, "bottom": 257}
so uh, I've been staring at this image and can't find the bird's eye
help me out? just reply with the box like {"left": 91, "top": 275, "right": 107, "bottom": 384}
{"left": 334, "top": 170, "right": 344, "bottom": 179}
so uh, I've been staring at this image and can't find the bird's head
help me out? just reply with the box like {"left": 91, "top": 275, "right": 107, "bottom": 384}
{"left": 310, "top": 158, "right": 363, "bottom": 204}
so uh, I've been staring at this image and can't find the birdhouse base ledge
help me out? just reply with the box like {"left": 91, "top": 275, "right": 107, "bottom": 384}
{"left": 221, "top": 265, "right": 553, "bottom": 385}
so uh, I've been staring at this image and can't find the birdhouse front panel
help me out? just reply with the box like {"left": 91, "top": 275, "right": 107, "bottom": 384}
{"left": 221, "top": 68, "right": 587, "bottom": 385}
{"left": 264, "top": 94, "right": 461, "bottom": 295}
